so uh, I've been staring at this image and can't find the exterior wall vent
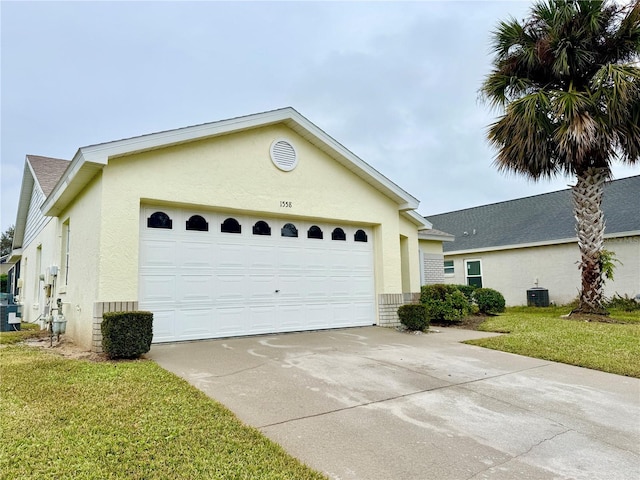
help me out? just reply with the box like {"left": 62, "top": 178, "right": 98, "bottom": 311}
{"left": 270, "top": 139, "right": 298, "bottom": 171}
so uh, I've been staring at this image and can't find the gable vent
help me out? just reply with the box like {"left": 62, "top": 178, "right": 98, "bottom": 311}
{"left": 270, "top": 139, "right": 298, "bottom": 171}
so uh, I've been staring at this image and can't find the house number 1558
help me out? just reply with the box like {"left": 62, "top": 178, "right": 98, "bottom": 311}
{"left": 280, "top": 201, "right": 292, "bottom": 208}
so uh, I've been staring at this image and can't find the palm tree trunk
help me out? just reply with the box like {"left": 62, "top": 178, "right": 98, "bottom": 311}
{"left": 572, "top": 167, "right": 608, "bottom": 315}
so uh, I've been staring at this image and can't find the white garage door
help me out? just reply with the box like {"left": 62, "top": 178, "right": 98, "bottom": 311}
{"left": 139, "top": 206, "right": 375, "bottom": 343}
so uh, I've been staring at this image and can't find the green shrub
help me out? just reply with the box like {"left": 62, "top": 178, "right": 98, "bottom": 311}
{"left": 101, "top": 311, "right": 153, "bottom": 359}
{"left": 604, "top": 294, "right": 640, "bottom": 312}
{"left": 398, "top": 304, "right": 429, "bottom": 331}
{"left": 420, "top": 284, "right": 471, "bottom": 322}
{"left": 473, "top": 288, "right": 506, "bottom": 314}
{"left": 0, "top": 274, "right": 7, "bottom": 293}
{"left": 453, "top": 284, "right": 476, "bottom": 302}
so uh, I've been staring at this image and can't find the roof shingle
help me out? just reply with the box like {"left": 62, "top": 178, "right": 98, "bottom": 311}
{"left": 427, "top": 175, "right": 640, "bottom": 253}
{"left": 27, "top": 155, "right": 71, "bottom": 197}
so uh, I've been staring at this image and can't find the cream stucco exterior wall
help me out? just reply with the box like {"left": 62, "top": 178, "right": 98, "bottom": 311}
{"left": 54, "top": 173, "right": 103, "bottom": 349}
{"left": 444, "top": 237, "right": 640, "bottom": 306}
{"left": 97, "top": 124, "right": 419, "bottom": 304}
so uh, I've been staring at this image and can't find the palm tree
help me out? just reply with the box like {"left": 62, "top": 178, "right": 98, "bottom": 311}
{"left": 482, "top": 0, "right": 640, "bottom": 315}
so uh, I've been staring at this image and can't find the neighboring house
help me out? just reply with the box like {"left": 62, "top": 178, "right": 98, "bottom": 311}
{"left": 10, "top": 108, "right": 446, "bottom": 351}
{"left": 427, "top": 175, "right": 640, "bottom": 306}
{"left": 1, "top": 255, "right": 13, "bottom": 276}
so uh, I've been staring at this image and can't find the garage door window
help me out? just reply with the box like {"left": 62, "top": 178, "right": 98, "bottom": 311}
{"left": 186, "top": 215, "right": 209, "bottom": 231}
{"left": 281, "top": 223, "right": 298, "bottom": 237}
{"left": 332, "top": 228, "right": 346, "bottom": 241}
{"left": 308, "top": 225, "right": 323, "bottom": 239}
{"left": 147, "top": 211, "right": 173, "bottom": 229}
{"left": 253, "top": 221, "right": 271, "bottom": 236}
{"left": 354, "top": 229, "right": 368, "bottom": 242}
{"left": 221, "top": 218, "right": 241, "bottom": 234}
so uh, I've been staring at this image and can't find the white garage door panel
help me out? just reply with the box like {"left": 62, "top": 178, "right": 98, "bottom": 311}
{"left": 279, "top": 304, "right": 305, "bottom": 330}
{"left": 216, "top": 275, "right": 246, "bottom": 302}
{"left": 181, "top": 241, "right": 214, "bottom": 268}
{"left": 249, "top": 305, "right": 278, "bottom": 334}
{"left": 216, "top": 306, "right": 248, "bottom": 336}
{"left": 180, "top": 309, "right": 214, "bottom": 338}
{"left": 140, "top": 275, "right": 176, "bottom": 304}
{"left": 179, "top": 275, "right": 214, "bottom": 303}
{"left": 152, "top": 310, "right": 176, "bottom": 342}
{"left": 247, "top": 274, "right": 278, "bottom": 302}
{"left": 140, "top": 207, "right": 375, "bottom": 343}
{"left": 142, "top": 240, "right": 178, "bottom": 267}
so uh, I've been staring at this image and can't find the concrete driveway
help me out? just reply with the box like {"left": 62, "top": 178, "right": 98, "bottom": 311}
{"left": 148, "top": 327, "right": 640, "bottom": 480}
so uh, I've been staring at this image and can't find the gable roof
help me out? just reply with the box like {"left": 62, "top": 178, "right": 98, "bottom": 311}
{"left": 40, "top": 107, "right": 430, "bottom": 229}
{"left": 13, "top": 155, "right": 71, "bottom": 250}
{"left": 427, "top": 175, "right": 640, "bottom": 254}
{"left": 27, "top": 155, "right": 71, "bottom": 196}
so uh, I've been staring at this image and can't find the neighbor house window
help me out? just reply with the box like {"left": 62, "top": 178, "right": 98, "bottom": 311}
{"left": 307, "top": 225, "right": 323, "bottom": 239}
{"left": 354, "top": 229, "right": 368, "bottom": 242}
{"left": 281, "top": 223, "right": 298, "bottom": 237}
{"left": 444, "top": 260, "right": 454, "bottom": 275}
{"left": 147, "top": 211, "right": 173, "bottom": 229}
{"left": 253, "top": 221, "right": 271, "bottom": 236}
{"left": 331, "top": 228, "right": 346, "bottom": 241}
{"left": 221, "top": 218, "right": 241, "bottom": 234}
{"left": 186, "top": 215, "right": 208, "bottom": 231}
{"left": 465, "top": 260, "right": 482, "bottom": 288}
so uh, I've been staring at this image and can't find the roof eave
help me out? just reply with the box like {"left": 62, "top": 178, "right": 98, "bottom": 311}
{"left": 41, "top": 107, "right": 422, "bottom": 217}
{"left": 444, "top": 230, "right": 640, "bottom": 255}
{"left": 420, "top": 233, "right": 455, "bottom": 242}
{"left": 403, "top": 210, "right": 432, "bottom": 229}
{"left": 12, "top": 160, "right": 38, "bottom": 249}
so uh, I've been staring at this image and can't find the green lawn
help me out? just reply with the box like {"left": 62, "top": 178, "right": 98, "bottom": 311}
{"left": 0, "top": 345, "right": 325, "bottom": 480}
{"left": 465, "top": 306, "right": 640, "bottom": 378}
{"left": 0, "top": 322, "right": 44, "bottom": 345}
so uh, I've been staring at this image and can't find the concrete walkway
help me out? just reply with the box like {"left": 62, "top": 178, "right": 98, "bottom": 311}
{"left": 148, "top": 326, "right": 640, "bottom": 480}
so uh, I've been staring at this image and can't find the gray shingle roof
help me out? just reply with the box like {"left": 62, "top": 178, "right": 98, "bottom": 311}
{"left": 27, "top": 155, "right": 71, "bottom": 197}
{"left": 427, "top": 175, "right": 640, "bottom": 253}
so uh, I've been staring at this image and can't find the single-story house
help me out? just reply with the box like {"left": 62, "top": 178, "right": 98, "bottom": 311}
{"left": 9, "top": 108, "right": 449, "bottom": 351}
{"left": 426, "top": 175, "right": 640, "bottom": 306}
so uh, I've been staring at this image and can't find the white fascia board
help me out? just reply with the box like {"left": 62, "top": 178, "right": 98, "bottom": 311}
{"left": 12, "top": 161, "right": 37, "bottom": 249}
{"left": 402, "top": 210, "right": 432, "bottom": 229}
{"left": 41, "top": 149, "right": 96, "bottom": 216}
{"left": 444, "top": 231, "right": 640, "bottom": 255}
{"left": 285, "top": 110, "right": 421, "bottom": 209}
{"left": 420, "top": 233, "right": 455, "bottom": 242}
{"left": 40, "top": 107, "right": 422, "bottom": 216}
{"left": 8, "top": 248, "right": 23, "bottom": 264}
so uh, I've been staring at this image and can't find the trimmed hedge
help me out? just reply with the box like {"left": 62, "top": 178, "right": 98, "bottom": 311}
{"left": 420, "top": 284, "right": 471, "bottom": 322}
{"left": 101, "top": 311, "right": 153, "bottom": 359}
{"left": 398, "top": 304, "right": 429, "bottom": 331}
{"left": 472, "top": 288, "right": 505, "bottom": 314}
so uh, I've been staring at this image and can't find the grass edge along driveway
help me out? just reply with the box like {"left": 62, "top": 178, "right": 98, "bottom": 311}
{"left": 0, "top": 345, "right": 325, "bottom": 480}
{"left": 464, "top": 306, "right": 640, "bottom": 378}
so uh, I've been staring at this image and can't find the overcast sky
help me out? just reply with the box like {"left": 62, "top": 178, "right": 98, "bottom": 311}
{"left": 2, "top": 0, "right": 638, "bottom": 234}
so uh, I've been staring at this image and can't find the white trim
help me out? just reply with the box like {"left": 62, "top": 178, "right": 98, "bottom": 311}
{"left": 445, "top": 230, "right": 640, "bottom": 256}
{"left": 42, "top": 108, "right": 423, "bottom": 218}
{"left": 464, "top": 259, "right": 482, "bottom": 287}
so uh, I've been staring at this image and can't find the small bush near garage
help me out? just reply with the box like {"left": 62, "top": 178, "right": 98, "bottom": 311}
{"left": 473, "top": 288, "right": 506, "bottom": 314}
{"left": 420, "top": 284, "right": 471, "bottom": 323}
{"left": 102, "top": 311, "right": 153, "bottom": 359}
{"left": 398, "top": 304, "right": 429, "bottom": 331}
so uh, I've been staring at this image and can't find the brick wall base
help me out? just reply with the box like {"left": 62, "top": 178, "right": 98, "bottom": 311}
{"left": 378, "top": 293, "right": 420, "bottom": 328}
{"left": 92, "top": 301, "right": 139, "bottom": 352}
